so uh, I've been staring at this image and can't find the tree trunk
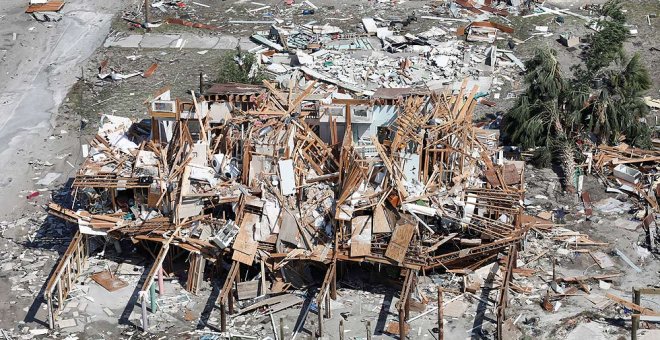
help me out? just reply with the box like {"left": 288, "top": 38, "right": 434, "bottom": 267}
{"left": 560, "top": 143, "right": 577, "bottom": 193}
{"left": 554, "top": 117, "right": 564, "bottom": 136}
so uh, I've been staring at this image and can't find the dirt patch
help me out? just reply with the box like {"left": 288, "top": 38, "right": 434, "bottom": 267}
{"left": 57, "top": 47, "right": 223, "bottom": 136}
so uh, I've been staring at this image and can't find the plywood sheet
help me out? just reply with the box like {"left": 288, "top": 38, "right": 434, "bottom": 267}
{"left": 232, "top": 213, "right": 260, "bottom": 265}
{"left": 485, "top": 168, "right": 501, "bottom": 187}
{"left": 385, "top": 223, "right": 415, "bottom": 263}
{"left": 91, "top": 270, "right": 128, "bottom": 292}
{"left": 236, "top": 280, "right": 260, "bottom": 300}
{"left": 372, "top": 204, "right": 392, "bottom": 233}
{"left": 177, "top": 200, "right": 203, "bottom": 219}
{"left": 350, "top": 215, "right": 372, "bottom": 257}
{"left": 277, "top": 210, "right": 300, "bottom": 247}
{"left": 502, "top": 163, "right": 520, "bottom": 185}
{"left": 385, "top": 321, "right": 410, "bottom": 336}
{"left": 143, "top": 63, "right": 158, "bottom": 78}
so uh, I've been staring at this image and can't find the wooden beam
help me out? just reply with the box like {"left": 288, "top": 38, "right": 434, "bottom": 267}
{"left": 286, "top": 81, "right": 316, "bottom": 115}
{"left": 606, "top": 293, "right": 660, "bottom": 316}
{"left": 331, "top": 98, "right": 371, "bottom": 105}
{"left": 438, "top": 287, "right": 444, "bottom": 340}
{"left": 262, "top": 80, "right": 288, "bottom": 105}
{"left": 45, "top": 232, "right": 87, "bottom": 329}
{"left": 496, "top": 244, "right": 517, "bottom": 340}
{"left": 396, "top": 269, "right": 415, "bottom": 339}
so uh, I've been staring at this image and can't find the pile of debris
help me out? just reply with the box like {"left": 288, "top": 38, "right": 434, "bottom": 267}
{"left": 43, "top": 77, "right": 532, "bottom": 338}
{"left": 586, "top": 143, "right": 660, "bottom": 251}
{"left": 252, "top": 14, "right": 522, "bottom": 94}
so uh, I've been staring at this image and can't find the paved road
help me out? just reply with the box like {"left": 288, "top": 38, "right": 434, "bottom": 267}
{"left": 104, "top": 32, "right": 259, "bottom": 50}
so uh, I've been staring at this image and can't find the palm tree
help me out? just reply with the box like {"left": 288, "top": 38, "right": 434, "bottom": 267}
{"left": 586, "top": 0, "right": 629, "bottom": 72}
{"left": 582, "top": 54, "right": 652, "bottom": 147}
{"left": 503, "top": 47, "right": 580, "bottom": 191}
{"left": 503, "top": 0, "right": 653, "bottom": 193}
{"left": 216, "top": 50, "right": 266, "bottom": 84}
{"left": 601, "top": 0, "right": 626, "bottom": 23}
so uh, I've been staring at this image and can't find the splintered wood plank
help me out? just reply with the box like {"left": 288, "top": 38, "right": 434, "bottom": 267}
{"left": 26, "top": 1, "right": 65, "bottom": 13}
{"left": 350, "top": 215, "right": 372, "bottom": 257}
{"left": 232, "top": 213, "right": 260, "bottom": 265}
{"left": 385, "top": 321, "right": 409, "bottom": 336}
{"left": 589, "top": 251, "right": 615, "bottom": 269}
{"left": 582, "top": 191, "right": 593, "bottom": 216}
{"left": 605, "top": 293, "right": 660, "bottom": 316}
{"left": 142, "top": 63, "right": 158, "bottom": 78}
{"left": 385, "top": 223, "right": 415, "bottom": 263}
{"left": 372, "top": 204, "right": 392, "bottom": 233}
{"left": 238, "top": 293, "right": 302, "bottom": 314}
{"left": 422, "top": 233, "right": 458, "bottom": 254}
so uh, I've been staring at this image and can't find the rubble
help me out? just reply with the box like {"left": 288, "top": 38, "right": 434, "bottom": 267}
{"left": 2, "top": 0, "right": 660, "bottom": 339}
{"left": 42, "top": 75, "right": 531, "bottom": 336}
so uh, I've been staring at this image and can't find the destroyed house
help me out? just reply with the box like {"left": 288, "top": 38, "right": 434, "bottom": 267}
{"left": 319, "top": 88, "right": 429, "bottom": 145}
{"left": 44, "top": 80, "right": 528, "bottom": 338}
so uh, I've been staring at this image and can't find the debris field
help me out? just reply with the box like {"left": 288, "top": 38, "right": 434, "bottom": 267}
{"left": 2, "top": 1, "right": 660, "bottom": 340}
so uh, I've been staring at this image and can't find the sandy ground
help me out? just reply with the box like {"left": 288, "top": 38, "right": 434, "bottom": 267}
{"left": 0, "top": 0, "right": 125, "bottom": 331}
{"left": 0, "top": 0, "right": 125, "bottom": 219}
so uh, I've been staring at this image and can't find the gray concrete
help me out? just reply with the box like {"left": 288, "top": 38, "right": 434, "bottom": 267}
{"left": 104, "top": 32, "right": 259, "bottom": 51}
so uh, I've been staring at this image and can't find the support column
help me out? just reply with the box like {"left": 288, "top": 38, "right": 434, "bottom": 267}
{"left": 317, "top": 294, "right": 324, "bottom": 338}
{"left": 138, "top": 242, "right": 170, "bottom": 325}
{"left": 150, "top": 282, "right": 157, "bottom": 312}
{"left": 218, "top": 260, "right": 239, "bottom": 332}
{"left": 279, "top": 316, "right": 285, "bottom": 340}
{"left": 324, "top": 290, "right": 331, "bottom": 318}
{"left": 497, "top": 245, "right": 517, "bottom": 340}
{"left": 144, "top": 0, "right": 151, "bottom": 31}
{"left": 405, "top": 283, "right": 411, "bottom": 321}
{"left": 141, "top": 295, "right": 149, "bottom": 331}
{"left": 397, "top": 269, "right": 414, "bottom": 340}
{"left": 186, "top": 253, "right": 198, "bottom": 293}
{"left": 339, "top": 320, "right": 344, "bottom": 340}
{"left": 438, "top": 287, "right": 444, "bottom": 340}
{"left": 404, "top": 293, "right": 410, "bottom": 336}
{"left": 330, "top": 262, "right": 337, "bottom": 300}
{"left": 158, "top": 266, "right": 164, "bottom": 295}
{"left": 366, "top": 320, "right": 372, "bottom": 340}
{"left": 228, "top": 285, "right": 235, "bottom": 315}
{"left": 197, "top": 256, "right": 206, "bottom": 291}
{"left": 632, "top": 288, "right": 641, "bottom": 340}
{"left": 317, "top": 261, "right": 335, "bottom": 332}
{"left": 46, "top": 294, "right": 54, "bottom": 329}
{"left": 398, "top": 307, "right": 406, "bottom": 340}
{"left": 220, "top": 302, "right": 227, "bottom": 332}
